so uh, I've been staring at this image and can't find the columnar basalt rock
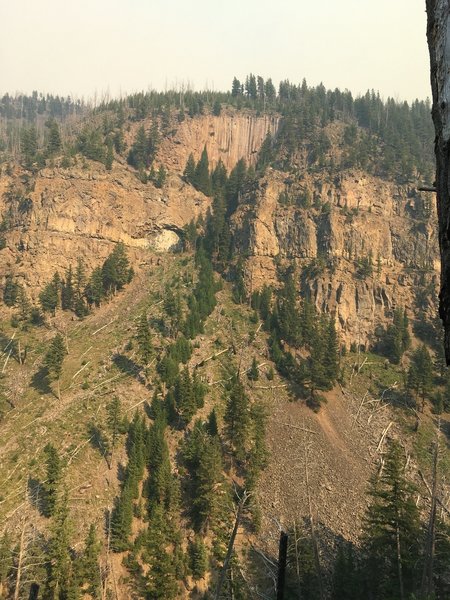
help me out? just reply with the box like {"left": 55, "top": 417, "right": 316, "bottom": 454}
{"left": 157, "top": 111, "right": 280, "bottom": 172}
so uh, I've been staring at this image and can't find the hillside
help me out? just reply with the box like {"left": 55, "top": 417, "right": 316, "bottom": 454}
{"left": 0, "top": 80, "right": 449, "bottom": 600}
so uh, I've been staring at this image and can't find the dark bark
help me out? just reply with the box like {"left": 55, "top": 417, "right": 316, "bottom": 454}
{"left": 426, "top": 0, "right": 450, "bottom": 362}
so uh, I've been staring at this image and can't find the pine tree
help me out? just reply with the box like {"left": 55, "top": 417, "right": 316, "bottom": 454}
{"left": 277, "top": 271, "right": 302, "bottom": 347}
{"left": 44, "top": 333, "right": 66, "bottom": 399}
{"left": 20, "top": 125, "right": 38, "bottom": 168}
{"left": 224, "top": 375, "right": 250, "bottom": 462}
{"left": 45, "top": 119, "right": 62, "bottom": 156}
{"left": 102, "top": 242, "right": 132, "bottom": 293}
{"left": 61, "top": 265, "right": 74, "bottom": 311}
{"left": 43, "top": 443, "right": 62, "bottom": 517}
{"left": 193, "top": 146, "right": 212, "bottom": 196}
{"left": 174, "top": 367, "right": 197, "bottom": 426}
{"left": 105, "top": 139, "right": 114, "bottom": 170}
{"left": 46, "top": 490, "right": 73, "bottom": 598}
{"left": 3, "top": 275, "right": 19, "bottom": 307}
{"left": 206, "top": 408, "right": 219, "bottom": 436}
{"left": 189, "top": 536, "right": 208, "bottom": 580}
{"left": 147, "top": 121, "right": 160, "bottom": 165}
{"left": 182, "top": 422, "right": 224, "bottom": 530}
{"left": 155, "top": 164, "right": 166, "bottom": 188}
{"left": 144, "top": 505, "right": 180, "bottom": 599}
{"left": 407, "top": 345, "right": 434, "bottom": 411}
{"left": 16, "top": 285, "right": 31, "bottom": 322}
{"left": 127, "top": 125, "right": 147, "bottom": 169}
{"left": 136, "top": 312, "right": 152, "bottom": 365}
{"left": 110, "top": 487, "right": 133, "bottom": 552}
{"left": 247, "top": 357, "right": 259, "bottom": 381}
{"left": 323, "top": 317, "right": 339, "bottom": 384}
{"left": 74, "top": 259, "right": 86, "bottom": 294}
{"left": 106, "top": 397, "right": 123, "bottom": 468}
{"left": 84, "top": 267, "right": 104, "bottom": 307}
{"left": 79, "top": 525, "right": 101, "bottom": 597}
{"left": 39, "top": 272, "right": 61, "bottom": 315}
{"left": 211, "top": 158, "right": 228, "bottom": 195}
{"left": 183, "top": 153, "right": 196, "bottom": 184}
{"left": 245, "top": 402, "right": 268, "bottom": 491}
{"left": 226, "top": 158, "right": 247, "bottom": 214}
{"left": 362, "top": 440, "right": 421, "bottom": 599}
{"left": 231, "top": 77, "right": 241, "bottom": 97}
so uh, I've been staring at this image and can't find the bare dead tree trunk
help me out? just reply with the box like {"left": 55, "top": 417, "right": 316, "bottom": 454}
{"left": 214, "top": 492, "right": 249, "bottom": 600}
{"left": 426, "top": 1, "right": 450, "bottom": 362}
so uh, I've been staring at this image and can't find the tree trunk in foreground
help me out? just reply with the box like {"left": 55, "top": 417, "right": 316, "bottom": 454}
{"left": 426, "top": 0, "right": 450, "bottom": 363}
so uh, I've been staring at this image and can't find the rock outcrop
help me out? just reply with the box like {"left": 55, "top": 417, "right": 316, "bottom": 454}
{"left": 232, "top": 169, "right": 439, "bottom": 346}
{"left": 0, "top": 161, "right": 210, "bottom": 295}
{"left": 157, "top": 110, "right": 280, "bottom": 172}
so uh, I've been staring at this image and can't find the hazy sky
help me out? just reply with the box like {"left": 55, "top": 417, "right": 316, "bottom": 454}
{"left": 0, "top": 0, "right": 430, "bottom": 102}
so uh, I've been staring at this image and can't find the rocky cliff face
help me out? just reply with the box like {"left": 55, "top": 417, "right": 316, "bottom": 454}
{"left": 0, "top": 110, "right": 439, "bottom": 347}
{"left": 232, "top": 169, "right": 439, "bottom": 346}
{"left": 0, "top": 161, "right": 210, "bottom": 295}
{"left": 157, "top": 110, "right": 280, "bottom": 172}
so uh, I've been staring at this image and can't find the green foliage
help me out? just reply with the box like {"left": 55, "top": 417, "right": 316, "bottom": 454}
{"left": 76, "top": 127, "right": 106, "bottom": 163}
{"left": 45, "top": 119, "right": 62, "bottom": 157}
{"left": 355, "top": 253, "right": 373, "bottom": 279}
{"left": 102, "top": 241, "right": 133, "bottom": 293}
{"left": 193, "top": 146, "right": 212, "bottom": 196}
{"left": 61, "top": 265, "right": 74, "bottom": 311}
{"left": 44, "top": 333, "right": 66, "bottom": 397}
{"left": 247, "top": 357, "right": 259, "bottom": 381}
{"left": 173, "top": 367, "right": 197, "bottom": 426}
{"left": 136, "top": 312, "right": 152, "bottom": 365}
{"left": 285, "top": 523, "right": 322, "bottom": 599}
{"left": 20, "top": 125, "right": 38, "bottom": 168}
{"left": 147, "top": 413, "right": 179, "bottom": 514}
{"left": 84, "top": 267, "right": 104, "bottom": 308}
{"left": 224, "top": 375, "right": 250, "bottom": 462}
{"left": 189, "top": 536, "right": 208, "bottom": 579}
{"left": 181, "top": 420, "right": 224, "bottom": 530}
{"left": 39, "top": 271, "right": 61, "bottom": 314}
{"left": 45, "top": 491, "right": 76, "bottom": 598}
{"left": 379, "top": 307, "right": 410, "bottom": 364}
{"left": 407, "top": 344, "right": 434, "bottom": 409}
{"left": 361, "top": 440, "right": 421, "bottom": 599}
{"left": 232, "top": 261, "right": 247, "bottom": 304}
{"left": 127, "top": 122, "right": 159, "bottom": 170}
{"left": 144, "top": 505, "right": 180, "bottom": 599}
{"left": 331, "top": 542, "right": 358, "bottom": 600}
{"left": 43, "top": 443, "right": 62, "bottom": 517}
{"left": 110, "top": 415, "right": 147, "bottom": 551}
{"left": 3, "top": 274, "right": 19, "bottom": 307}
{"left": 155, "top": 164, "right": 166, "bottom": 188}
{"left": 276, "top": 271, "right": 302, "bottom": 347}
{"left": 245, "top": 402, "right": 268, "bottom": 492}
{"left": 182, "top": 248, "right": 217, "bottom": 338}
{"left": 78, "top": 525, "right": 101, "bottom": 596}
{"left": 183, "top": 153, "right": 196, "bottom": 184}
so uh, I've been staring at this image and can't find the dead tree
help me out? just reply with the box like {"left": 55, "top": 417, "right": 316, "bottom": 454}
{"left": 426, "top": 1, "right": 450, "bottom": 362}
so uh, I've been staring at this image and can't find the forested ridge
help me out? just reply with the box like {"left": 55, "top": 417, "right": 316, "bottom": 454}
{"left": 0, "top": 76, "right": 448, "bottom": 599}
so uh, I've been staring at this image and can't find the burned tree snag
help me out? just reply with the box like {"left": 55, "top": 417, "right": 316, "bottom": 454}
{"left": 426, "top": 0, "right": 450, "bottom": 362}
